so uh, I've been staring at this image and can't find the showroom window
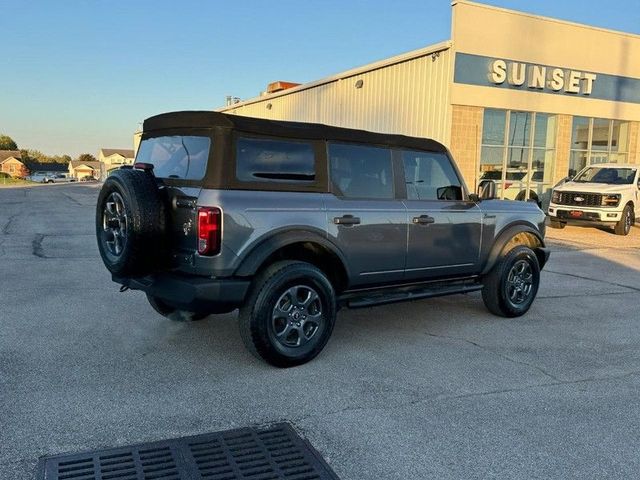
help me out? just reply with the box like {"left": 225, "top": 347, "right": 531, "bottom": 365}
{"left": 479, "top": 109, "right": 557, "bottom": 204}
{"left": 569, "top": 117, "right": 630, "bottom": 177}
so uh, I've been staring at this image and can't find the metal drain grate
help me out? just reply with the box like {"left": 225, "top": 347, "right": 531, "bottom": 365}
{"left": 37, "top": 423, "right": 339, "bottom": 480}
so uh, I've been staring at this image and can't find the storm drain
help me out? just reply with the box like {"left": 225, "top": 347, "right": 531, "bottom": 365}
{"left": 37, "top": 423, "right": 339, "bottom": 480}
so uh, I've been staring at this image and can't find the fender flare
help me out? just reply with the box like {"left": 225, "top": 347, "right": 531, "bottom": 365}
{"left": 234, "top": 228, "right": 351, "bottom": 279}
{"left": 481, "top": 222, "right": 546, "bottom": 275}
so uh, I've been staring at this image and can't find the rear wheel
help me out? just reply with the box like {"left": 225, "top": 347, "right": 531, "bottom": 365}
{"left": 239, "top": 261, "right": 336, "bottom": 367}
{"left": 614, "top": 205, "right": 633, "bottom": 236}
{"left": 146, "top": 294, "right": 209, "bottom": 322}
{"left": 482, "top": 245, "right": 540, "bottom": 317}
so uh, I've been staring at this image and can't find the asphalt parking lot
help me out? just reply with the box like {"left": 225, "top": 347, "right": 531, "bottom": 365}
{"left": 2, "top": 183, "right": 640, "bottom": 479}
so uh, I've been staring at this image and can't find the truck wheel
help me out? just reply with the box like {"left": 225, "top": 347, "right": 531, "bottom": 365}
{"left": 146, "top": 294, "right": 209, "bottom": 322}
{"left": 482, "top": 245, "right": 540, "bottom": 318}
{"left": 239, "top": 261, "right": 336, "bottom": 367}
{"left": 614, "top": 205, "right": 633, "bottom": 236}
{"left": 96, "top": 169, "right": 168, "bottom": 277}
{"left": 549, "top": 219, "right": 566, "bottom": 229}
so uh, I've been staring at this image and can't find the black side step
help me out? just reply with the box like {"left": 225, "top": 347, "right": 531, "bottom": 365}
{"left": 340, "top": 281, "right": 482, "bottom": 309}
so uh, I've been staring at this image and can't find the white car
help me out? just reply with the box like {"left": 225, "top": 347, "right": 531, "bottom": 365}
{"left": 27, "top": 171, "right": 51, "bottom": 183}
{"left": 548, "top": 163, "right": 639, "bottom": 235}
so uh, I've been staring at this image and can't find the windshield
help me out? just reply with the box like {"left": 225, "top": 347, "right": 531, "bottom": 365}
{"left": 136, "top": 135, "right": 211, "bottom": 180}
{"left": 573, "top": 166, "right": 637, "bottom": 185}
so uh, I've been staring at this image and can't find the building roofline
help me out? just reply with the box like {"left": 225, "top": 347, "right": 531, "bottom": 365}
{"left": 452, "top": 0, "right": 640, "bottom": 40}
{"left": 218, "top": 40, "right": 452, "bottom": 111}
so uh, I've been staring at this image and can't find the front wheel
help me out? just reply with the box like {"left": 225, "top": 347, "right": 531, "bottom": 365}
{"left": 482, "top": 245, "right": 540, "bottom": 317}
{"left": 549, "top": 218, "right": 566, "bottom": 229}
{"left": 239, "top": 261, "right": 336, "bottom": 367}
{"left": 614, "top": 205, "right": 633, "bottom": 236}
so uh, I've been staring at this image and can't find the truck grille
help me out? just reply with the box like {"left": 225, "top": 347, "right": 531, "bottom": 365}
{"left": 555, "top": 192, "right": 602, "bottom": 207}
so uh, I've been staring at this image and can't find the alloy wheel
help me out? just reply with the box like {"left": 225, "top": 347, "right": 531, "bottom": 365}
{"left": 271, "top": 285, "right": 323, "bottom": 348}
{"left": 102, "top": 192, "right": 128, "bottom": 256}
{"left": 505, "top": 259, "right": 534, "bottom": 306}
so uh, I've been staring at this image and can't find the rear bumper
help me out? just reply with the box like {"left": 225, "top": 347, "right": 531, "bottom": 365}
{"left": 113, "top": 272, "right": 250, "bottom": 313}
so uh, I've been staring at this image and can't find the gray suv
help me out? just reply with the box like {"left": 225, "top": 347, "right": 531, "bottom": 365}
{"left": 96, "top": 111, "right": 549, "bottom": 367}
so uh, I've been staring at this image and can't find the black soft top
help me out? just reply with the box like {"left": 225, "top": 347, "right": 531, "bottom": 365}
{"left": 143, "top": 111, "right": 447, "bottom": 152}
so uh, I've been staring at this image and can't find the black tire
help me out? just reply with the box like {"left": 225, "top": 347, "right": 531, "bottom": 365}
{"left": 239, "top": 261, "right": 336, "bottom": 368}
{"left": 549, "top": 219, "right": 566, "bottom": 229}
{"left": 482, "top": 245, "right": 540, "bottom": 318}
{"left": 614, "top": 204, "right": 633, "bottom": 236}
{"left": 95, "top": 169, "right": 167, "bottom": 277}
{"left": 146, "top": 294, "right": 209, "bottom": 322}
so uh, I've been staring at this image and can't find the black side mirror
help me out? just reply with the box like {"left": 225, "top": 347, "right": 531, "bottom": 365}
{"left": 477, "top": 180, "right": 496, "bottom": 200}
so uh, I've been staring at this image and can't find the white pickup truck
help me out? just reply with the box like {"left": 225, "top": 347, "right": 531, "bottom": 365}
{"left": 548, "top": 163, "right": 639, "bottom": 235}
{"left": 44, "top": 173, "right": 76, "bottom": 184}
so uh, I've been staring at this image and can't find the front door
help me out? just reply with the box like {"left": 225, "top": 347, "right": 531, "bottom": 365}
{"left": 325, "top": 143, "right": 407, "bottom": 287}
{"left": 401, "top": 149, "right": 482, "bottom": 281}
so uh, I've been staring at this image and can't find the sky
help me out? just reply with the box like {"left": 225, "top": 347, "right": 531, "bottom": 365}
{"left": 1, "top": 0, "right": 639, "bottom": 158}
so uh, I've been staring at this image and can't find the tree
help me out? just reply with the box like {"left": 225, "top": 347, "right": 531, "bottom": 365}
{"left": 0, "top": 134, "right": 18, "bottom": 150}
{"left": 21, "top": 149, "right": 71, "bottom": 165}
{"left": 77, "top": 153, "right": 97, "bottom": 163}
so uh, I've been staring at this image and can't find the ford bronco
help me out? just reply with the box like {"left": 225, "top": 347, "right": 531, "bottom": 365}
{"left": 96, "top": 111, "right": 549, "bottom": 367}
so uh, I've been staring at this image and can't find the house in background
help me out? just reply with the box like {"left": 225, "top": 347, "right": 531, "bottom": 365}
{"left": 69, "top": 160, "right": 102, "bottom": 180}
{"left": 99, "top": 148, "right": 134, "bottom": 177}
{"left": 0, "top": 150, "right": 27, "bottom": 177}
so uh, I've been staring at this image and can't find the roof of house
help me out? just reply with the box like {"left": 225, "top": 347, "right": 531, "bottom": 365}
{"left": 0, "top": 150, "right": 22, "bottom": 163}
{"left": 70, "top": 160, "right": 102, "bottom": 169}
{"left": 23, "top": 161, "right": 67, "bottom": 172}
{"left": 100, "top": 148, "right": 134, "bottom": 158}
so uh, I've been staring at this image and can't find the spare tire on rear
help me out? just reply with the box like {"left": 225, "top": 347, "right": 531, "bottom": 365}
{"left": 96, "top": 168, "right": 167, "bottom": 277}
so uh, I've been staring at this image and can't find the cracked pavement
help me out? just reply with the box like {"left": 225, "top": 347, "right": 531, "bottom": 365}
{"left": 1, "top": 184, "right": 640, "bottom": 479}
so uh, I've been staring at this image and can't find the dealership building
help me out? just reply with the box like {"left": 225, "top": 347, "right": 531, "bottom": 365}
{"left": 219, "top": 0, "right": 640, "bottom": 206}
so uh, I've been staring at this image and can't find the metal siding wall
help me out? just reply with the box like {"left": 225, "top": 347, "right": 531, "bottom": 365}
{"left": 225, "top": 48, "right": 452, "bottom": 145}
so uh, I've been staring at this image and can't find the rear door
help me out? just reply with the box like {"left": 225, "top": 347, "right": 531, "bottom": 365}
{"left": 324, "top": 143, "right": 407, "bottom": 286}
{"left": 401, "top": 149, "right": 482, "bottom": 281}
{"left": 135, "top": 134, "right": 212, "bottom": 264}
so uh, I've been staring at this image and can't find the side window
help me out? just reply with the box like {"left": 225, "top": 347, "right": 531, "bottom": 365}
{"left": 236, "top": 137, "right": 315, "bottom": 183}
{"left": 328, "top": 143, "right": 393, "bottom": 199}
{"left": 402, "top": 150, "right": 462, "bottom": 200}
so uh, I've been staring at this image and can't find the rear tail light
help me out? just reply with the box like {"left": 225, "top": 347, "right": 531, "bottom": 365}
{"left": 197, "top": 207, "right": 221, "bottom": 256}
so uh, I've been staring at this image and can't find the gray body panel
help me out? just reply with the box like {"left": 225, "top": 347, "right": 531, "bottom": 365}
{"left": 190, "top": 189, "right": 546, "bottom": 289}
{"left": 324, "top": 197, "right": 407, "bottom": 286}
{"left": 403, "top": 199, "right": 483, "bottom": 280}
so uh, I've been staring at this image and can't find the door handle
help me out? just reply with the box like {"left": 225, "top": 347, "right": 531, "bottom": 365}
{"left": 412, "top": 215, "right": 435, "bottom": 225}
{"left": 334, "top": 215, "right": 361, "bottom": 226}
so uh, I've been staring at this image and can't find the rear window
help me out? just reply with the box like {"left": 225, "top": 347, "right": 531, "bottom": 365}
{"left": 136, "top": 136, "right": 211, "bottom": 180}
{"left": 236, "top": 137, "right": 316, "bottom": 183}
